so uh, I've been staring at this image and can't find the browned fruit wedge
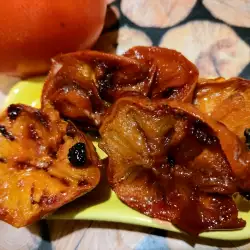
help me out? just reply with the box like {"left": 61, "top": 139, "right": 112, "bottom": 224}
{"left": 0, "top": 104, "right": 100, "bottom": 227}
{"left": 42, "top": 47, "right": 198, "bottom": 129}
{"left": 42, "top": 50, "right": 151, "bottom": 129}
{"left": 99, "top": 96, "right": 245, "bottom": 235}
{"left": 124, "top": 46, "right": 199, "bottom": 102}
{"left": 194, "top": 77, "right": 250, "bottom": 142}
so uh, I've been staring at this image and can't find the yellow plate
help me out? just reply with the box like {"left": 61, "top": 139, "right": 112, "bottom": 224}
{"left": 3, "top": 78, "right": 250, "bottom": 241}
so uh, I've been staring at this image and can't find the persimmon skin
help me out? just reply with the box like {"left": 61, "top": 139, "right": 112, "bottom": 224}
{"left": 0, "top": 0, "right": 107, "bottom": 77}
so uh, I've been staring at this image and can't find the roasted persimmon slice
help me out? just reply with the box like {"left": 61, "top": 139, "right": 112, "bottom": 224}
{"left": 194, "top": 77, "right": 250, "bottom": 142}
{"left": 193, "top": 77, "right": 250, "bottom": 190}
{"left": 42, "top": 50, "right": 152, "bottom": 128}
{"left": 99, "top": 96, "right": 245, "bottom": 234}
{"left": 124, "top": 46, "right": 199, "bottom": 102}
{"left": 0, "top": 104, "right": 100, "bottom": 227}
{"left": 42, "top": 47, "right": 198, "bottom": 129}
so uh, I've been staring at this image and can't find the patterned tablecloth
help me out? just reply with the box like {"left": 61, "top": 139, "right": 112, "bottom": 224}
{"left": 0, "top": 0, "right": 250, "bottom": 249}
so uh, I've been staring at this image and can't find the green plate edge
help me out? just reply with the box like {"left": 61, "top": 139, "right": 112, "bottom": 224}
{"left": 3, "top": 77, "right": 250, "bottom": 241}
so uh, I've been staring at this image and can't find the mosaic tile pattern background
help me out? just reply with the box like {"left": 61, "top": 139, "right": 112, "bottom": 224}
{"left": 0, "top": 0, "right": 249, "bottom": 249}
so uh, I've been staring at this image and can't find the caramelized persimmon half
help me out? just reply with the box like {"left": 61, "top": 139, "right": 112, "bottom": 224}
{"left": 42, "top": 47, "right": 198, "bottom": 129}
{"left": 99, "top": 96, "right": 246, "bottom": 235}
{"left": 0, "top": 104, "right": 100, "bottom": 227}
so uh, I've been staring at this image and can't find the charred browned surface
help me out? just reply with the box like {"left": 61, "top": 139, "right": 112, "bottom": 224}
{"left": 42, "top": 47, "right": 198, "bottom": 129}
{"left": 0, "top": 104, "right": 100, "bottom": 227}
{"left": 99, "top": 96, "right": 247, "bottom": 235}
{"left": 124, "top": 46, "right": 198, "bottom": 102}
{"left": 194, "top": 77, "right": 250, "bottom": 142}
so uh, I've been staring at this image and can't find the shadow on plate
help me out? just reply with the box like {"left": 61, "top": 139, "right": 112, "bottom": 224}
{"left": 167, "top": 231, "right": 250, "bottom": 248}
{"left": 235, "top": 194, "right": 250, "bottom": 212}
